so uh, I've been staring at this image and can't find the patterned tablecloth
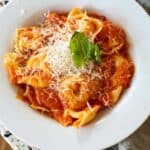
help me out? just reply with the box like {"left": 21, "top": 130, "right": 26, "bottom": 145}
{"left": 0, "top": 0, "right": 149, "bottom": 150}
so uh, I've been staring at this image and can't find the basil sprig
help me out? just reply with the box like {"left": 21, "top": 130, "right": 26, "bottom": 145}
{"left": 69, "top": 32, "right": 101, "bottom": 68}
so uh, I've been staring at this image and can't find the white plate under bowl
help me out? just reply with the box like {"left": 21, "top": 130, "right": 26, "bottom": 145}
{"left": 0, "top": 0, "right": 150, "bottom": 150}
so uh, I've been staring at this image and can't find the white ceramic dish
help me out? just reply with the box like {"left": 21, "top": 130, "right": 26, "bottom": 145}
{"left": 0, "top": 0, "right": 150, "bottom": 149}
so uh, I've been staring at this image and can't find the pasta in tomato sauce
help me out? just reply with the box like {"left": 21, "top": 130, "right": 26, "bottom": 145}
{"left": 4, "top": 8, "right": 134, "bottom": 127}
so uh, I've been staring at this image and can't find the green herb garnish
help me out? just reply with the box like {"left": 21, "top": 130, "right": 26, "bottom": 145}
{"left": 69, "top": 32, "right": 101, "bottom": 68}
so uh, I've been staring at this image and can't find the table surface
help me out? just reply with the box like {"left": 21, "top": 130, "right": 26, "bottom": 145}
{"left": 0, "top": 0, "right": 149, "bottom": 150}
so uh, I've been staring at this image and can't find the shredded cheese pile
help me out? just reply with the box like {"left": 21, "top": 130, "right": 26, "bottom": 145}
{"left": 42, "top": 24, "right": 97, "bottom": 77}
{"left": 45, "top": 26, "right": 77, "bottom": 75}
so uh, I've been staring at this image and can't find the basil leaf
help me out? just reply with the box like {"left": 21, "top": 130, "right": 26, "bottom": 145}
{"left": 70, "top": 32, "right": 101, "bottom": 68}
{"left": 70, "top": 32, "right": 88, "bottom": 68}
{"left": 71, "top": 51, "right": 85, "bottom": 68}
{"left": 94, "top": 44, "right": 101, "bottom": 63}
{"left": 87, "top": 44, "right": 95, "bottom": 59}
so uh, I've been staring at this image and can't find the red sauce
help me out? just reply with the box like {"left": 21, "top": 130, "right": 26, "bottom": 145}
{"left": 13, "top": 11, "right": 134, "bottom": 126}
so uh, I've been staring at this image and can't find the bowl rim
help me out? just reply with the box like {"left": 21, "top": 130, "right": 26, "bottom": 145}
{"left": 0, "top": 0, "right": 150, "bottom": 149}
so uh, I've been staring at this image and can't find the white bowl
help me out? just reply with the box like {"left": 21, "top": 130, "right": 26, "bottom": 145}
{"left": 0, "top": 0, "right": 150, "bottom": 149}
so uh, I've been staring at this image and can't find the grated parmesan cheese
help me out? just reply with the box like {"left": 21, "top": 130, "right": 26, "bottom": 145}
{"left": 44, "top": 24, "right": 98, "bottom": 77}
{"left": 28, "top": 15, "right": 103, "bottom": 82}
{"left": 45, "top": 27, "right": 77, "bottom": 75}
